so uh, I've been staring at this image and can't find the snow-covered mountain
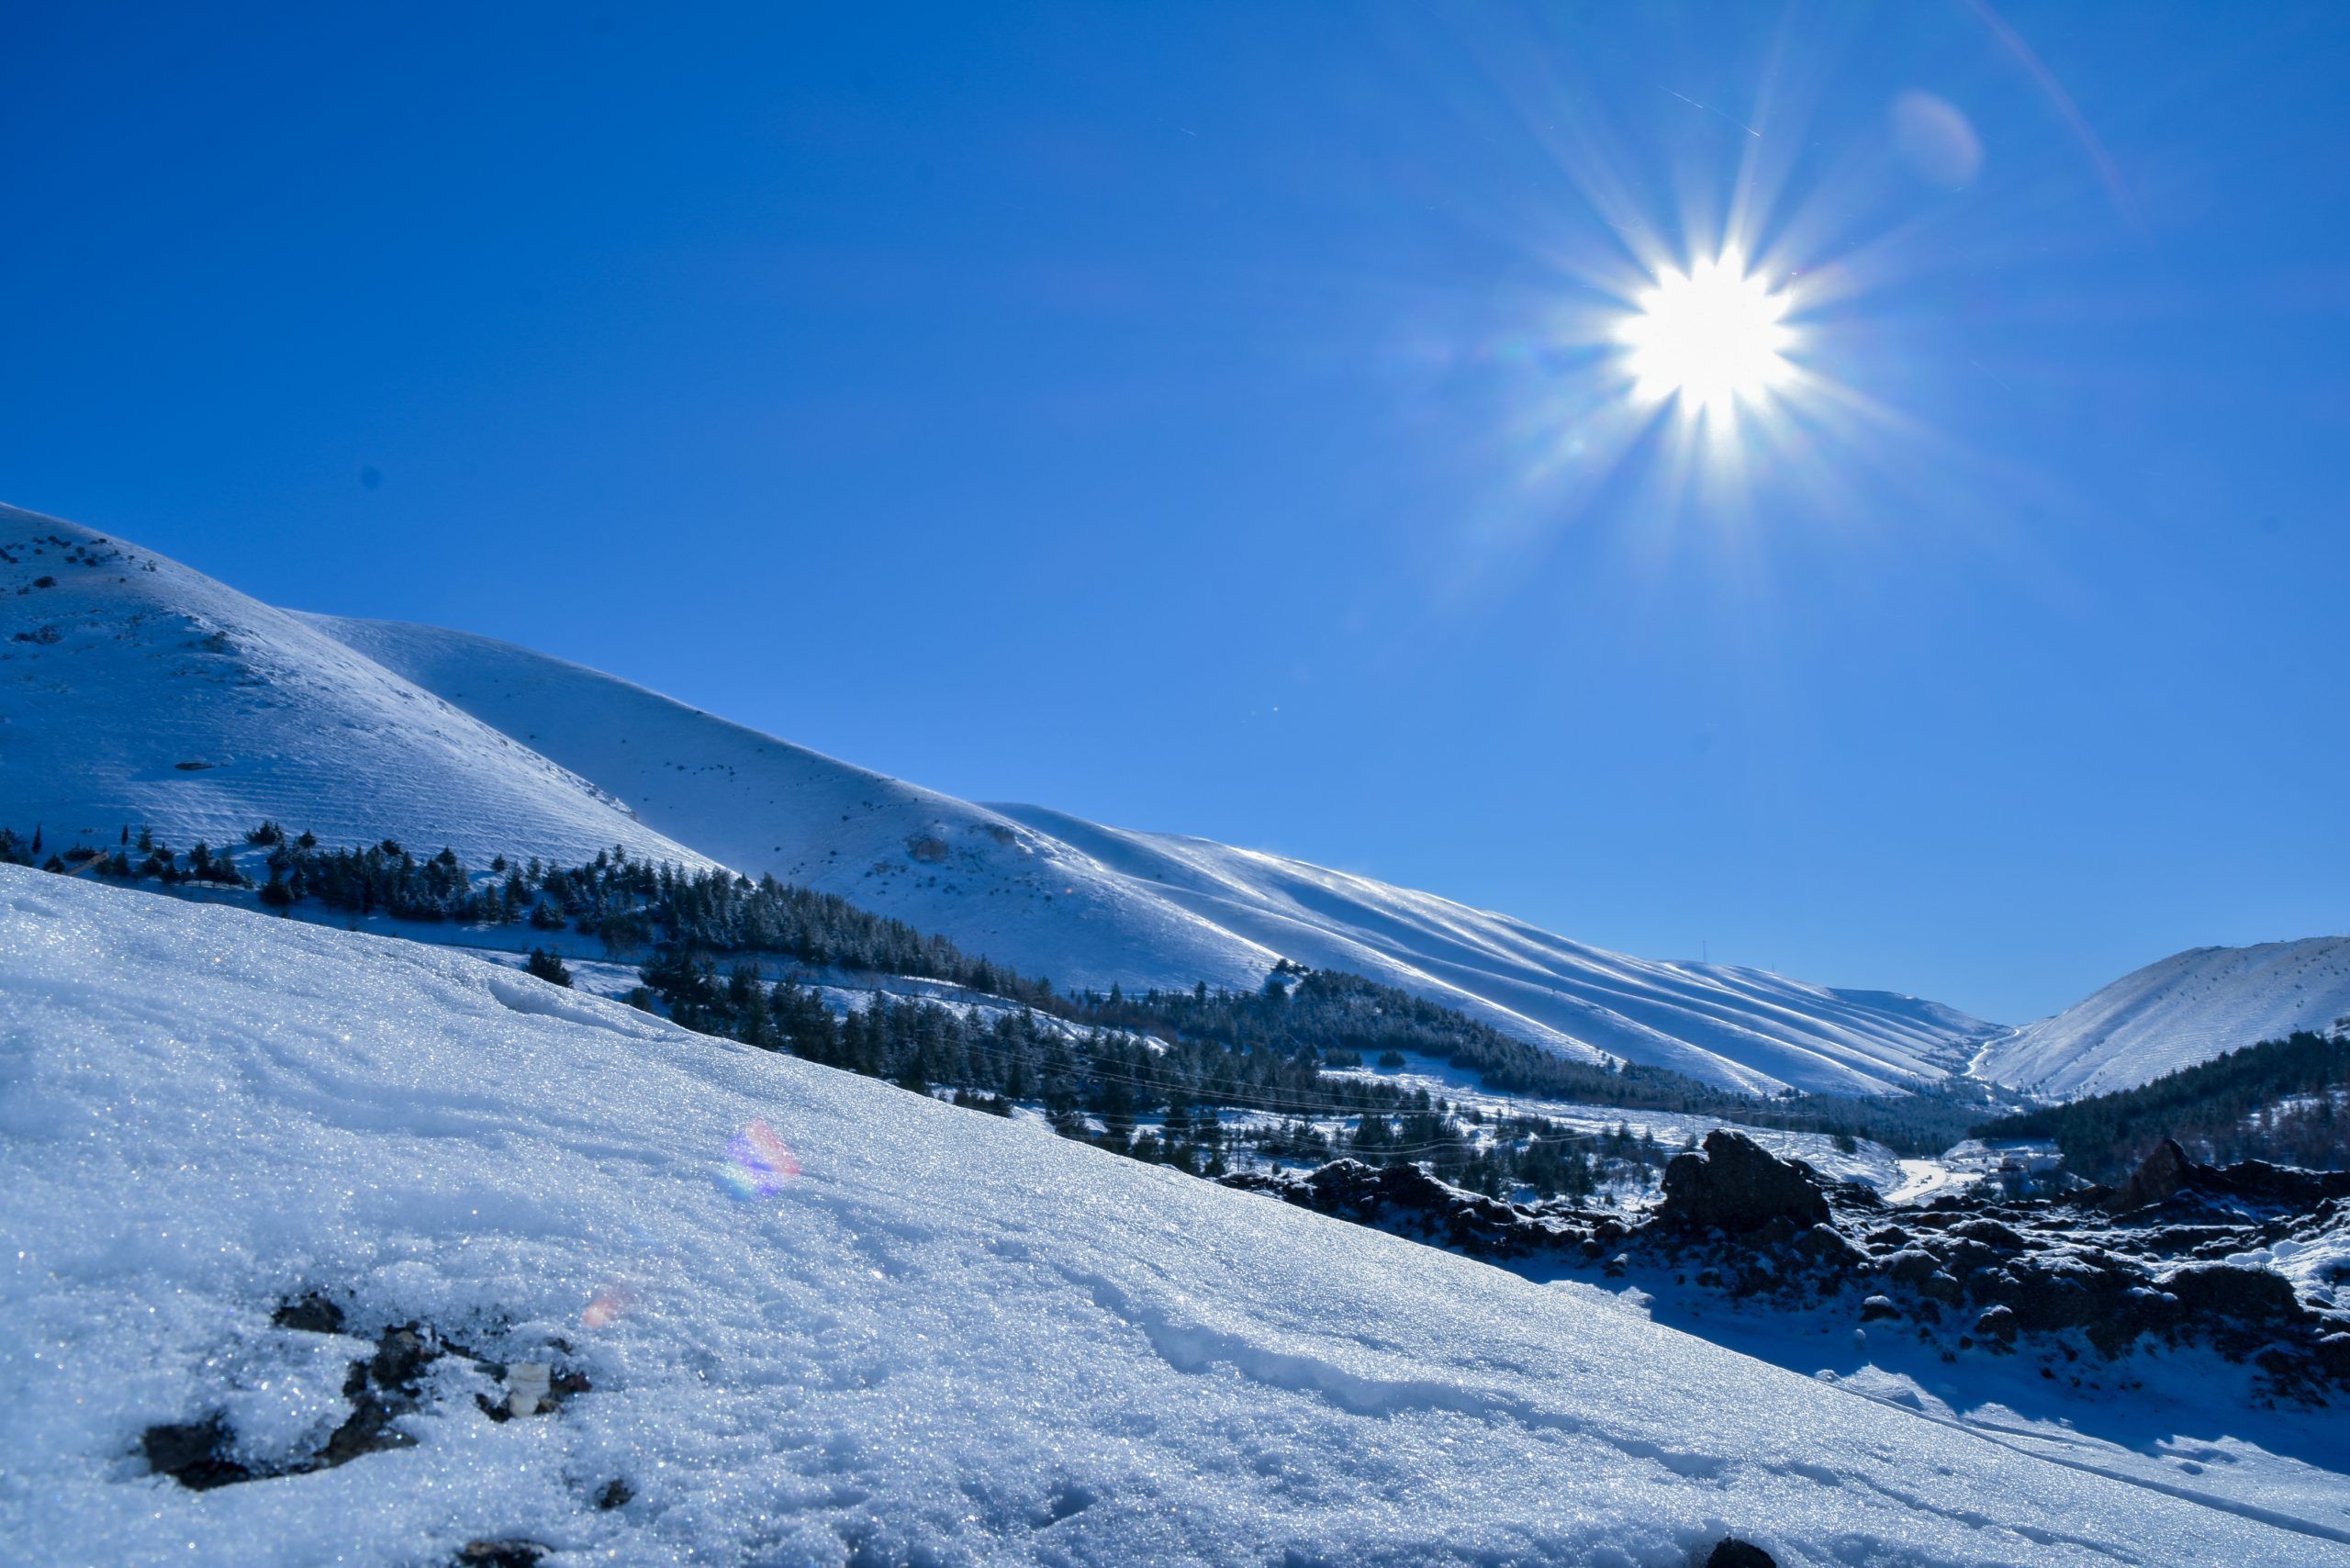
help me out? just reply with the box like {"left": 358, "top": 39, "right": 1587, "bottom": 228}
{"left": 308, "top": 611, "right": 2000, "bottom": 1095}
{"left": 0, "top": 507, "right": 711, "bottom": 873}
{"left": 5, "top": 865, "right": 2336, "bottom": 1566}
{"left": 1975, "top": 936, "right": 2350, "bottom": 1101}
{"left": 1, "top": 500, "right": 1998, "bottom": 1095}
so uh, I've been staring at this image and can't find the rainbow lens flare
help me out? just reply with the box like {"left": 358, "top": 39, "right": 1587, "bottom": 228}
{"left": 721, "top": 1118, "right": 800, "bottom": 1200}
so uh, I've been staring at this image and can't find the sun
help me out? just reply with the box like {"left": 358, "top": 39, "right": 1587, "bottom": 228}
{"left": 1616, "top": 252, "right": 1795, "bottom": 414}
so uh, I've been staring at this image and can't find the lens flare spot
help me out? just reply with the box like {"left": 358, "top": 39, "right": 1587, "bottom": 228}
{"left": 721, "top": 1118, "right": 801, "bottom": 1201}
{"left": 1617, "top": 253, "right": 1794, "bottom": 414}
{"left": 582, "top": 1282, "right": 632, "bottom": 1328}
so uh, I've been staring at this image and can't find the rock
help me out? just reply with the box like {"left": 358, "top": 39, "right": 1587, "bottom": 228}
{"left": 370, "top": 1326, "right": 439, "bottom": 1391}
{"left": 1882, "top": 1248, "right": 1941, "bottom": 1286}
{"left": 1920, "top": 1271, "right": 1965, "bottom": 1305}
{"left": 2100, "top": 1139, "right": 2348, "bottom": 1214}
{"left": 140, "top": 1414, "right": 251, "bottom": 1491}
{"left": 1705, "top": 1539, "right": 1777, "bottom": 1568}
{"left": 1974, "top": 1305, "right": 2018, "bottom": 1344}
{"left": 595, "top": 1478, "right": 634, "bottom": 1511}
{"left": 1950, "top": 1219, "right": 2027, "bottom": 1253}
{"left": 1657, "top": 1131, "right": 1830, "bottom": 1234}
{"left": 455, "top": 1541, "right": 545, "bottom": 1567}
{"left": 2210, "top": 1159, "right": 2350, "bottom": 1208}
{"left": 272, "top": 1293, "right": 345, "bottom": 1335}
{"left": 2112, "top": 1139, "right": 2200, "bottom": 1211}
{"left": 1792, "top": 1225, "right": 1865, "bottom": 1271}
{"left": 1860, "top": 1294, "right": 1899, "bottom": 1322}
{"left": 2158, "top": 1262, "right": 2304, "bottom": 1325}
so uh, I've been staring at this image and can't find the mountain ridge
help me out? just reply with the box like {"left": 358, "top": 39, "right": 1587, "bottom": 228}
{"left": 1974, "top": 935, "right": 2350, "bottom": 1101}
{"left": 307, "top": 609, "right": 1999, "bottom": 1095}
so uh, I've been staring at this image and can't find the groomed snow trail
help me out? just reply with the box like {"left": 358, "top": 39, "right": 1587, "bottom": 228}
{"left": 1, "top": 868, "right": 2336, "bottom": 1566}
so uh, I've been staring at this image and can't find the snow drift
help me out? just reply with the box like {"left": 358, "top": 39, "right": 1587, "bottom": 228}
{"left": 1, "top": 865, "right": 2335, "bottom": 1566}
{"left": 1976, "top": 936, "right": 2350, "bottom": 1100}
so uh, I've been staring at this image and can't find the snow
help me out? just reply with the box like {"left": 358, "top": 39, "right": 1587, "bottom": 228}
{"left": 304, "top": 610, "right": 2002, "bottom": 1097}
{"left": 0, "top": 507, "right": 713, "bottom": 876}
{"left": 1975, "top": 936, "right": 2350, "bottom": 1100}
{"left": 6, "top": 868, "right": 2340, "bottom": 1565}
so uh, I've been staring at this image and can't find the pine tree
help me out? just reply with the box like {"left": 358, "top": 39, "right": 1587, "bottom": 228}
{"left": 526, "top": 948, "right": 575, "bottom": 989}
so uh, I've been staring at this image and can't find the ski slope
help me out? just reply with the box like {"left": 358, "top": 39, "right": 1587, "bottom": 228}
{"left": 1976, "top": 936, "right": 2350, "bottom": 1100}
{"left": 0, "top": 508, "right": 711, "bottom": 874}
{"left": 308, "top": 612, "right": 1999, "bottom": 1095}
{"left": 3, "top": 866, "right": 2339, "bottom": 1567}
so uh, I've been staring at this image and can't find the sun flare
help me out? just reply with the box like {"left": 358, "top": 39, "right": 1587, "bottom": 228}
{"left": 1617, "top": 253, "right": 1795, "bottom": 414}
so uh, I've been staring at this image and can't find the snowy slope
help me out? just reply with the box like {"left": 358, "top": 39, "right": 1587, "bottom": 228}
{"left": 3, "top": 867, "right": 2339, "bottom": 1567}
{"left": 308, "top": 613, "right": 1998, "bottom": 1095}
{"left": 1975, "top": 936, "right": 2350, "bottom": 1100}
{"left": 0, "top": 507, "right": 712, "bottom": 873}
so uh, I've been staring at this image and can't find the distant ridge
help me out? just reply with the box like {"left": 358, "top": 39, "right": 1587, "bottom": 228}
{"left": 0, "top": 500, "right": 2007, "bottom": 1095}
{"left": 0, "top": 505, "right": 711, "bottom": 872}
{"left": 1973, "top": 935, "right": 2350, "bottom": 1100}
{"left": 306, "top": 613, "right": 2001, "bottom": 1096}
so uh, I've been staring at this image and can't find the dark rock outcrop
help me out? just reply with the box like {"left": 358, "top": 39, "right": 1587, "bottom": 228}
{"left": 140, "top": 1414, "right": 251, "bottom": 1491}
{"left": 1225, "top": 1159, "right": 1580, "bottom": 1259}
{"left": 2112, "top": 1138, "right": 2350, "bottom": 1214}
{"left": 2112, "top": 1138, "right": 2199, "bottom": 1211}
{"left": 1225, "top": 1140, "right": 2350, "bottom": 1400}
{"left": 1656, "top": 1131, "right": 1830, "bottom": 1234}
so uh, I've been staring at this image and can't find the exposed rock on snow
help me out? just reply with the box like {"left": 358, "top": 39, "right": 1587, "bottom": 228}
{"left": 1656, "top": 1130, "right": 1833, "bottom": 1234}
{"left": 1238, "top": 1135, "right": 2350, "bottom": 1402}
{"left": 2109, "top": 1138, "right": 2350, "bottom": 1215}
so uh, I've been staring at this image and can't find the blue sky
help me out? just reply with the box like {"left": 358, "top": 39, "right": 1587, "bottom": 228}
{"left": 5, "top": 3, "right": 2344, "bottom": 1023}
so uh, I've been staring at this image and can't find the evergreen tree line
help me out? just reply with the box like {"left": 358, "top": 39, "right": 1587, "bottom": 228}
{"left": 2, "top": 823, "right": 249, "bottom": 887}
{"left": 1974, "top": 1031, "right": 2350, "bottom": 1181}
{"left": 632, "top": 945, "right": 1684, "bottom": 1198}
{"left": 8, "top": 818, "right": 1986, "bottom": 1156}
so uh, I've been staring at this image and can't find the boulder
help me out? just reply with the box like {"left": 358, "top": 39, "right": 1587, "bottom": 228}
{"left": 1881, "top": 1248, "right": 1941, "bottom": 1286}
{"left": 1656, "top": 1131, "right": 1830, "bottom": 1234}
{"left": 2113, "top": 1139, "right": 2198, "bottom": 1211}
{"left": 1949, "top": 1218, "right": 2027, "bottom": 1253}
{"left": 2158, "top": 1262, "right": 2305, "bottom": 1325}
{"left": 1792, "top": 1225, "right": 1866, "bottom": 1271}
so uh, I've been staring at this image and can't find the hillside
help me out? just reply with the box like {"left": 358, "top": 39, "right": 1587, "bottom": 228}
{"left": 1975, "top": 937, "right": 2350, "bottom": 1100}
{"left": 307, "top": 611, "right": 1999, "bottom": 1095}
{"left": 0, "top": 507, "right": 711, "bottom": 874}
{"left": 1975, "top": 1030, "right": 2350, "bottom": 1182}
{"left": 3, "top": 865, "right": 2338, "bottom": 1566}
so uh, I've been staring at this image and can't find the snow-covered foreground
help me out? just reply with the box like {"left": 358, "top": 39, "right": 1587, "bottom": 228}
{"left": 1976, "top": 936, "right": 2350, "bottom": 1100}
{"left": 4, "top": 869, "right": 2340, "bottom": 1567}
